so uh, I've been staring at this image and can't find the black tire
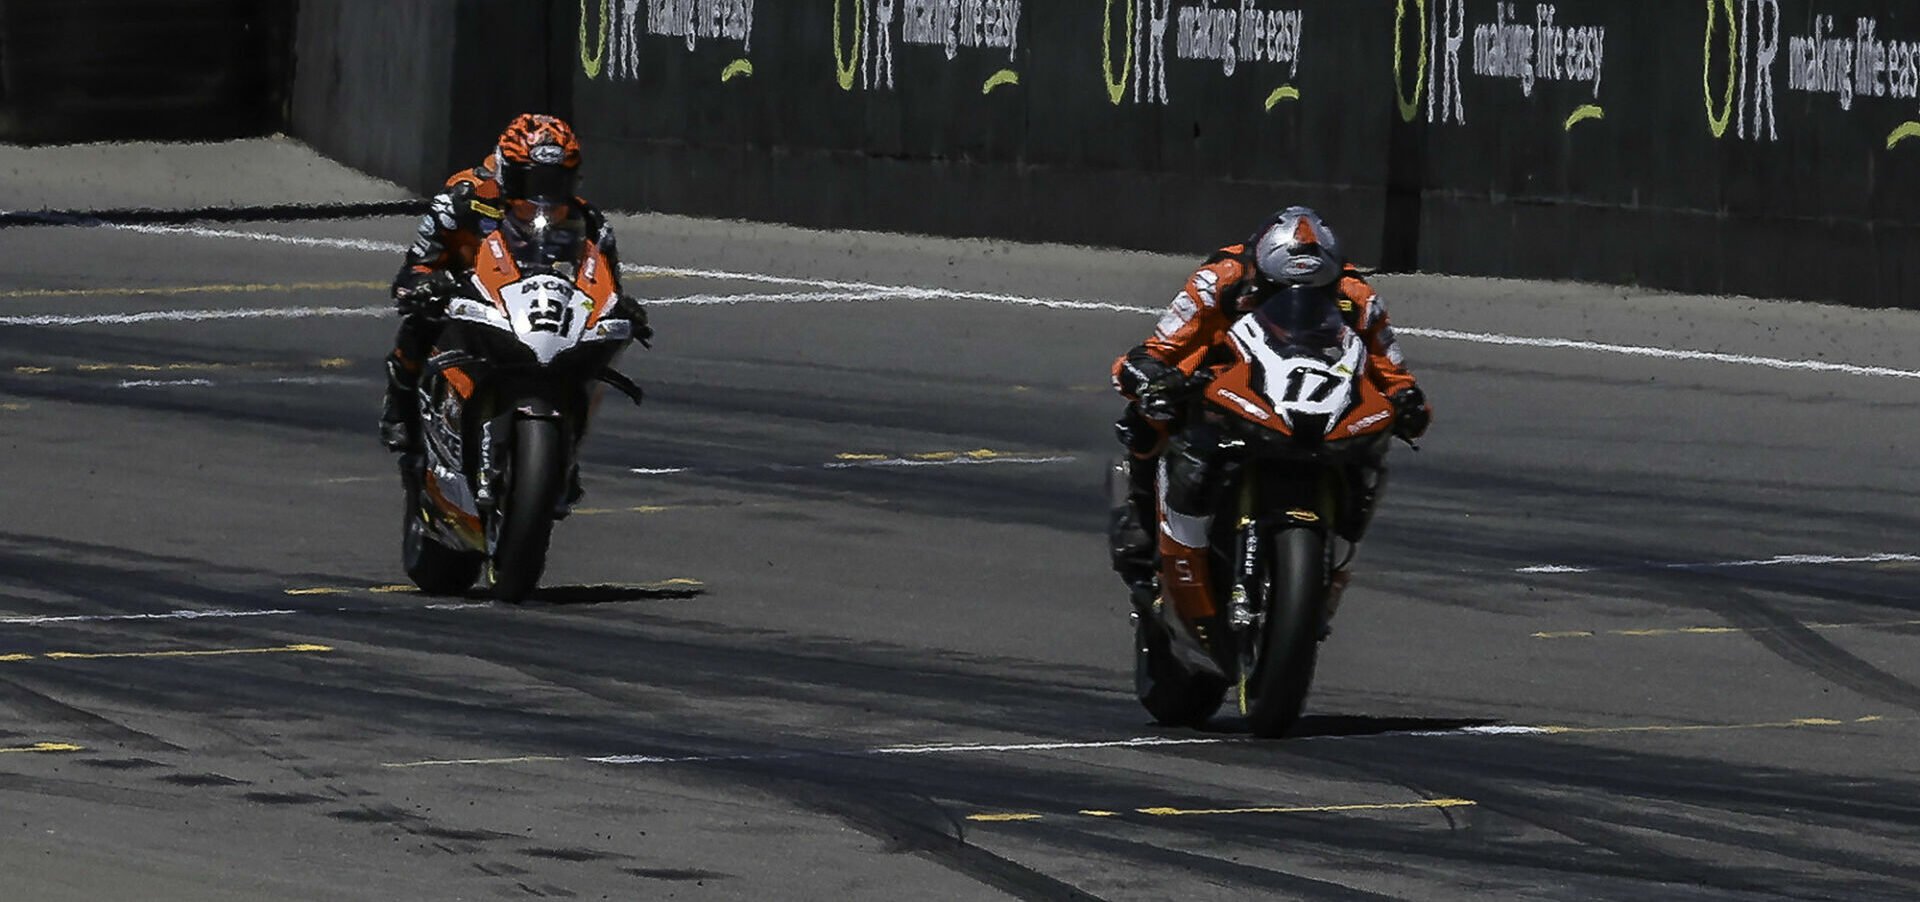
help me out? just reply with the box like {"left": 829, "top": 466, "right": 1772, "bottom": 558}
{"left": 402, "top": 477, "right": 484, "bottom": 596}
{"left": 486, "top": 418, "right": 566, "bottom": 602}
{"left": 1135, "top": 616, "right": 1229, "bottom": 727}
{"left": 1243, "top": 527, "right": 1326, "bottom": 738}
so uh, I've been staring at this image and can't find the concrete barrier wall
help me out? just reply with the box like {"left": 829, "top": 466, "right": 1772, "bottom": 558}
{"left": 0, "top": 0, "right": 292, "bottom": 144}
{"left": 288, "top": 0, "right": 567, "bottom": 196}
{"left": 251, "top": 2, "right": 1920, "bottom": 307}
{"left": 557, "top": 1, "right": 1920, "bottom": 307}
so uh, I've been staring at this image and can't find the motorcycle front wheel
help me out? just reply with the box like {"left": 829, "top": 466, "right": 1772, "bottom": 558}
{"left": 486, "top": 418, "right": 566, "bottom": 602}
{"left": 1242, "top": 526, "right": 1326, "bottom": 738}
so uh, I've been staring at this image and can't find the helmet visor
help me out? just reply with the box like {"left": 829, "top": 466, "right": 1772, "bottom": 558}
{"left": 1253, "top": 284, "right": 1346, "bottom": 352}
{"left": 502, "top": 200, "right": 583, "bottom": 266}
{"left": 500, "top": 161, "right": 577, "bottom": 203}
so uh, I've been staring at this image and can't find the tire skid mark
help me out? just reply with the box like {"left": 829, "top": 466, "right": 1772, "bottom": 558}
{"left": 1271, "top": 731, "right": 1920, "bottom": 896}
{"left": 0, "top": 674, "right": 184, "bottom": 752}
{"left": 1699, "top": 582, "right": 1920, "bottom": 713}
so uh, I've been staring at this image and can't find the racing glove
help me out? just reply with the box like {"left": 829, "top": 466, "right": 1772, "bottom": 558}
{"left": 613, "top": 293, "right": 653, "bottom": 347}
{"left": 393, "top": 270, "right": 460, "bottom": 318}
{"left": 1389, "top": 385, "right": 1431, "bottom": 440}
{"left": 1137, "top": 369, "right": 1196, "bottom": 421}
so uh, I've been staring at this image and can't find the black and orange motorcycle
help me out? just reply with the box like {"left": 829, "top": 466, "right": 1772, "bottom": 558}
{"left": 1117, "top": 287, "right": 1407, "bottom": 737}
{"left": 398, "top": 217, "right": 644, "bottom": 601}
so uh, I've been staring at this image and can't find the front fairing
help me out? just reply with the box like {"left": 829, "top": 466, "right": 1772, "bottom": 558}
{"left": 456, "top": 230, "right": 631, "bottom": 366}
{"left": 1202, "top": 312, "right": 1394, "bottom": 455}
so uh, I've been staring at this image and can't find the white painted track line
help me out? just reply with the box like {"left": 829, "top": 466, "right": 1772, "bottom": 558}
{"left": 10, "top": 223, "right": 1908, "bottom": 384}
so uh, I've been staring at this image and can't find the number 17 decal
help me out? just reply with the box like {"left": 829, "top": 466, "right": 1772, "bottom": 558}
{"left": 1283, "top": 367, "right": 1339, "bottom": 403}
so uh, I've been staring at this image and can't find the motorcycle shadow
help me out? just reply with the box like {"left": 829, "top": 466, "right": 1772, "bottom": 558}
{"left": 1189, "top": 714, "right": 1503, "bottom": 739}
{"left": 511, "top": 582, "right": 707, "bottom": 606}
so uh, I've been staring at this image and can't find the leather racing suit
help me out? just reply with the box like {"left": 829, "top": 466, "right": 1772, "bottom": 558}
{"left": 1109, "top": 243, "right": 1423, "bottom": 620}
{"left": 385, "top": 158, "right": 627, "bottom": 418}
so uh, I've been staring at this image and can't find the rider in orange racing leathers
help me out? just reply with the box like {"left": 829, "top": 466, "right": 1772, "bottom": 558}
{"left": 1108, "top": 206, "right": 1431, "bottom": 618}
{"left": 378, "top": 113, "right": 651, "bottom": 454}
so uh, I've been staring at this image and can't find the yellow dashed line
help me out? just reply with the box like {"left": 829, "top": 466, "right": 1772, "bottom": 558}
{"left": 1536, "top": 716, "right": 1880, "bottom": 736}
{"left": 1137, "top": 799, "right": 1476, "bottom": 817}
{"left": 3, "top": 644, "right": 332, "bottom": 662}
{"left": 284, "top": 587, "right": 348, "bottom": 596}
{"left": 967, "top": 798, "right": 1476, "bottom": 823}
{"left": 841, "top": 448, "right": 1031, "bottom": 462}
{"left": 571, "top": 504, "right": 678, "bottom": 516}
{"left": 0, "top": 743, "right": 82, "bottom": 754}
{"left": 0, "top": 280, "right": 386, "bottom": 299}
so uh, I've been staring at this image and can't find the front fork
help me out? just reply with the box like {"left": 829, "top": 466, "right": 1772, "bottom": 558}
{"left": 476, "top": 404, "right": 573, "bottom": 516}
{"left": 1227, "top": 467, "right": 1337, "bottom": 679}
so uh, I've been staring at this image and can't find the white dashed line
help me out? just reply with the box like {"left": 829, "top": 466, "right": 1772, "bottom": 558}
{"left": 0, "top": 608, "right": 298, "bottom": 625}
{"left": 40, "top": 225, "right": 1920, "bottom": 383}
{"left": 1517, "top": 552, "right": 1920, "bottom": 574}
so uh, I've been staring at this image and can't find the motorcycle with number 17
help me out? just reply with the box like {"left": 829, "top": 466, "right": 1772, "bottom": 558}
{"left": 1117, "top": 285, "right": 1415, "bottom": 737}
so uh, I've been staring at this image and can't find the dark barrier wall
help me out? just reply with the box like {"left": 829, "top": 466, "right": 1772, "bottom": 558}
{"left": 552, "top": 1, "right": 1920, "bottom": 306}
{"left": 1390, "top": 0, "right": 1920, "bottom": 304}
{"left": 565, "top": 2, "right": 1402, "bottom": 273}
{"left": 289, "top": 0, "right": 569, "bottom": 196}
{"left": 0, "top": 0, "right": 292, "bottom": 144}
{"left": 278, "top": 2, "right": 1920, "bottom": 306}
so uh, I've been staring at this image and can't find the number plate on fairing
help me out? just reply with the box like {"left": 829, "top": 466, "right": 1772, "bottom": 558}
{"left": 503, "top": 274, "right": 590, "bottom": 364}
{"left": 1227, "top": 316, "right": 1365, "bottom": 434}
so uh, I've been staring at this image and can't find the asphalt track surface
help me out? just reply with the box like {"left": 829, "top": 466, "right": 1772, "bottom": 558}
{"left": 3, "top": 211, "right": 1920, "bottom": 901}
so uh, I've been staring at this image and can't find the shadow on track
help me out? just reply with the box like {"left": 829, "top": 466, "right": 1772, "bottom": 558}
{"left": 520, "top": 582, "right": 706, "bottom": 606}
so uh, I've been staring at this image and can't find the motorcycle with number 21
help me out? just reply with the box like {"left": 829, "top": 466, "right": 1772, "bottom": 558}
{"left": 398, "top": 213, "right": 645, "bottom": 601}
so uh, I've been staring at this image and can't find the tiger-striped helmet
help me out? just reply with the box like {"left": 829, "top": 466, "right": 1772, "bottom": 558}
{"left": 494, "top": 113, "right": 581, "bottom": 204}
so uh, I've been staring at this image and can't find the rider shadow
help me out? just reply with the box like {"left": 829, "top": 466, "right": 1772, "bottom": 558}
{"left": 1189, "top": 713, "right": 1503, "bottom": 739}
{"left": 515, "top": 582, "right": 707, "bottom": 606}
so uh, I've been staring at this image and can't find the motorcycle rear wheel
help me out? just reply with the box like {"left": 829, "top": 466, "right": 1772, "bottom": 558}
{"left": 1242, "top": 527, "right": 1326, "bottom": 738}
{"left": 1135, "top": 615, "right": 1229, "bottom": 727}
{"left": 401, "top": 464, "right": 484, "bottom": 595}
{"left": 486, "top": 418, "right": 565, "bottom": 602}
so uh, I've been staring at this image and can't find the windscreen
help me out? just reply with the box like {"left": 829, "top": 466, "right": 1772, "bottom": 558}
{"left": 501, "top": 201, "right": 585, "bottom": 268}
{"left": 1252, "top": 284, "right": 1347, "bottom": 355}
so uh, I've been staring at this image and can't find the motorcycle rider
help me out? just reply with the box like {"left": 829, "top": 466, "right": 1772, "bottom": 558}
{"left": 1108, "top": 206, "right": 1431, "bottom": 617}
{"left": 379, "top": 112, "right": 651, "bottom": 454}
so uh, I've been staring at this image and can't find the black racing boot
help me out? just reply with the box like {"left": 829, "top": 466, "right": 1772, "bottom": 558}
{"left": 379, "top": 358, "right": 418, "bottom": 452}
{"left": 1107, "top": 457, "right": 1160, "bottom": 612}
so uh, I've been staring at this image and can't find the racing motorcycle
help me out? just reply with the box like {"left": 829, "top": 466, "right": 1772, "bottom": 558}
{"left": 398, "top": 213, "right": 644, "bottom": 601}
{"left": 1118, "top": 286, "right": 1404, "bottom": 737}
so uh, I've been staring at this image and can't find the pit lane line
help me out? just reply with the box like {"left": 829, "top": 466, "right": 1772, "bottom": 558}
{"left": 28, "top": 223, "right": 1920, "bottom": 383}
